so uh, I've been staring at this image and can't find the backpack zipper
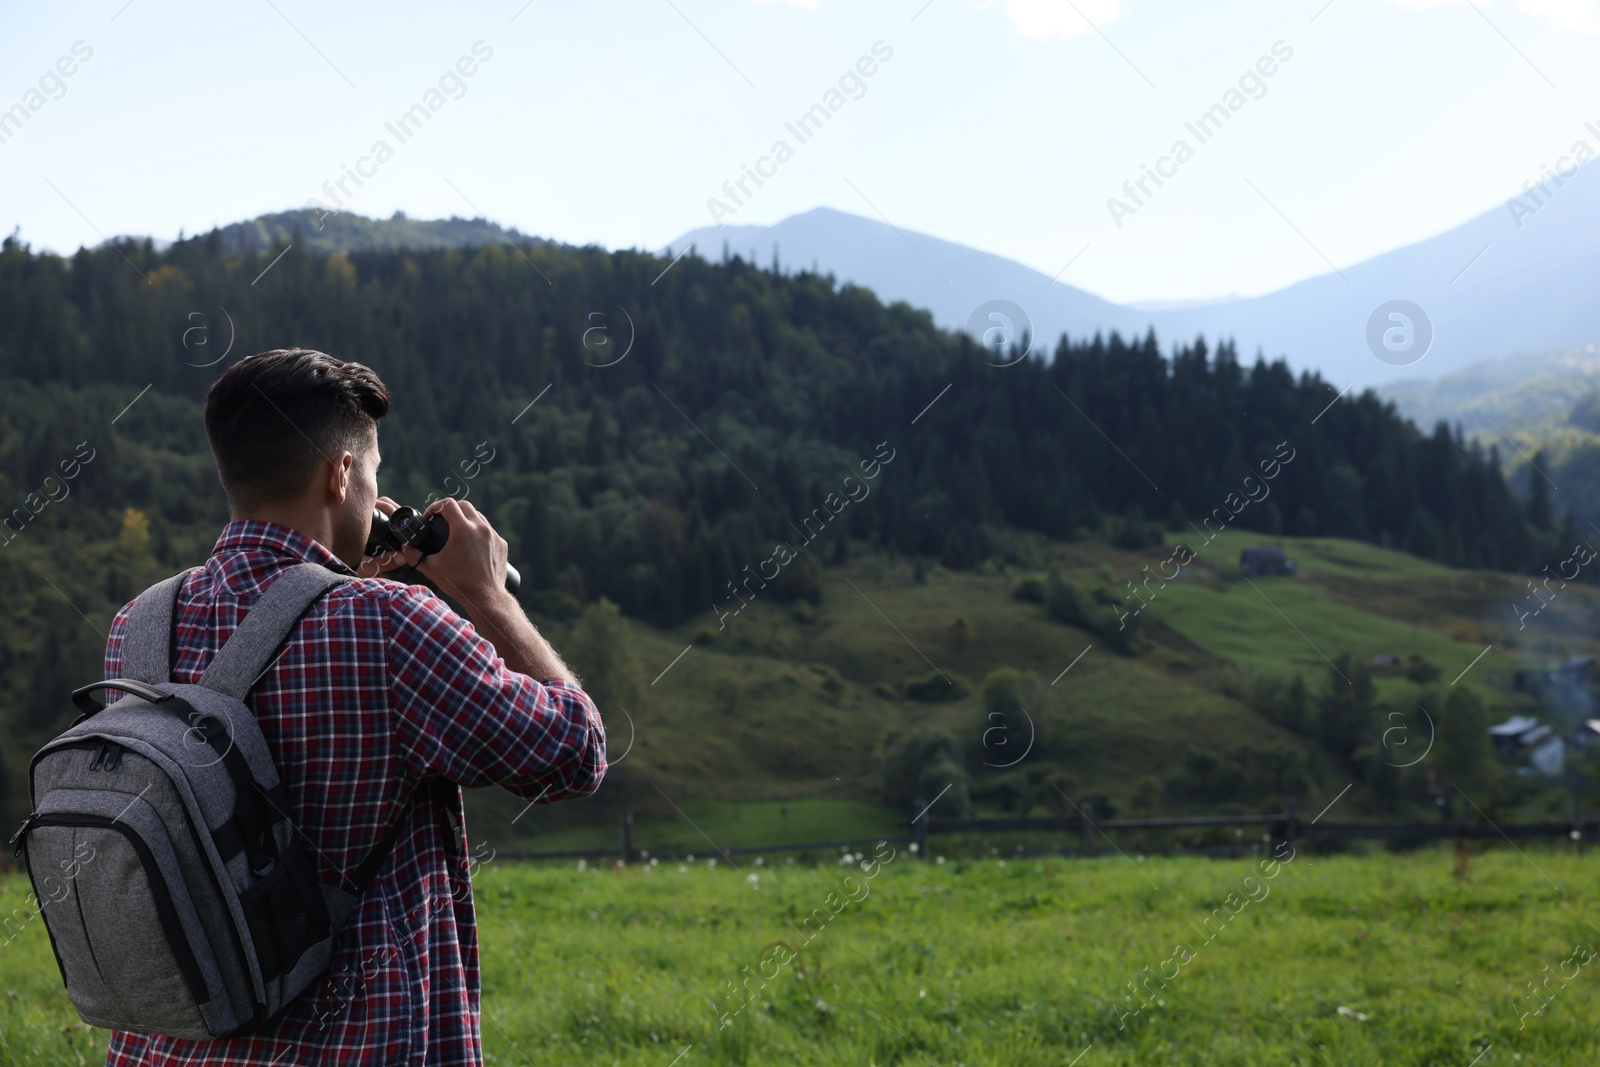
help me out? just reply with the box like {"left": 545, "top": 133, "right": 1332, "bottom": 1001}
{"left": 8, "top": 813, "right": 40, "bottom": 855}
{"left": 19, "top": 813, "right": 208, "bottom": 1007}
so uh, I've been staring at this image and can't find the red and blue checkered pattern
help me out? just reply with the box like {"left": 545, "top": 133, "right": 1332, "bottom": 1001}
{"left": 101, "top": 519, "right": 606, "bottom": 1065}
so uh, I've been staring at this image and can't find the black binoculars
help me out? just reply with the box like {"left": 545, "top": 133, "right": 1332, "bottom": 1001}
{"left": 366, "top": 505, "right": 521, "bottom": 595}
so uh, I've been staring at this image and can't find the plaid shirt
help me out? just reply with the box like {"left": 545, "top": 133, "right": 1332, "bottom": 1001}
{"left": 100, "top": 519, "right": 606, "bottom": 1066}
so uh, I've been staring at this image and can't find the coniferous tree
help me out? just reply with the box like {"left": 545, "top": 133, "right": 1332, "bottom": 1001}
{"left": 1316, "top": 655, "right": 1376, "bottom": 765}
{"left": 1527, "top": 453, "right": 1553, "bottom": 531}
{"left": 1433, "top": 686, "right": 1497, "bottom": 813}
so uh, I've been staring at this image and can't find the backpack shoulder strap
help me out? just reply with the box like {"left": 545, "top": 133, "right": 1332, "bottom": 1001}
{"left": 347, "top": 807, "right": 412, "bottom": 894}
{"left": 344, "top": 778, "right": 452, "bottom": 895}
{"left": 120, "top": 567, "right": 203, "bottom": 684}
{"left": 198, "top": 562, "right": 355, "bottom": 701}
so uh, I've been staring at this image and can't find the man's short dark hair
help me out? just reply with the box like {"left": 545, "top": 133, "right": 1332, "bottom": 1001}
{"left": 205, "top": 348, "right": 390, "bottom": 512}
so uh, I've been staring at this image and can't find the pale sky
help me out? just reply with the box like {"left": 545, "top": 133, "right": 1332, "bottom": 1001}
{"left": 2, "top": 0, "right": 1597, "bottom": 303}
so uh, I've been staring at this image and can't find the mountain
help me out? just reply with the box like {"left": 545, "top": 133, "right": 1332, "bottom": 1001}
{"left": 104, "top": 208, "right": 552, "bottom": 258}
{"left": 666, "top": 159, "right": 1600, "bottom": 389}
{"left": 145, "top": 204, "right": 1131, "bottom": 366}
{"left": 1380, "top": 347, "right": 1600, "bottom": 441}
{"left": 661, "top": 206, "right": 1153, "bottom": 367}
{"left": 1153, "top": 161, "right": 1600, "bottom": 390}
{"left": 1379, "top": 347, "right": 1600, "bottom": 531}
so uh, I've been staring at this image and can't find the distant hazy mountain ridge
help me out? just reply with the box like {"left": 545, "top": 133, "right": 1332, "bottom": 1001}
{"left": 1380, "top": 348, "right": 1600, "bottom": 437}
{"left": 668, "top": 164, "right": 1600, "bottom": 389}
{"left": 1378, "top": 348, "right": 1600, "bottom": 530}
{"left": 106, "top": 208, "right": 550, "bottom": 258}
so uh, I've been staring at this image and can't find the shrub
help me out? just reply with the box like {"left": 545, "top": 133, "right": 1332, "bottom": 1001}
{"left": 946, "top": 615, "right": 974, "bottom": 653}
{"left": 1080, "top": 792, "right": 1118, "bottom": 820}
{"left": 565, "top": 597, "right": 644, "bottom": 716}
{"left": 981, "top": 667, "right": 1035, "bottom": 720}
{"left": 1247, "top": 672, "right": 1309, "bottom": 734}
{"left": 882, "top": 726, "right": 971, "bottom": 816}
{"left": 810, "top": 664, "right": 847, "bottom": 706}
{"left": 1043, "top": 565, "right": 1135, "bottom": 654}
{"left": 1011, "top": 575, "right": 1045, "bottom": 603}
{"left": 1405, "top": 654, "right": 1442, "bottom": 684}
{"left": 528, "top": 589, "right": 583, "bottom": 620}
{"left": 771, "top": 551, "right": 822, "bottom": 605}
{"left": 902, "top": 671, "right": 971, "bottom": 703}
{"left": 1163, "top": 743, "right": 1309, "bottom": 805}
{"left": 1108, "top": 505, "right": 1164, "bottom": 549}
{"left": 976, "top": 667, "right": 1038, "bottom": 767}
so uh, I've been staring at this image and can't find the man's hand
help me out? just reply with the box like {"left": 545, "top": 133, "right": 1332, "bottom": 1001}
{"left": 411, "top": 497, "right": 510, "bottom": 604}
{"left": 365, "top": 495, "right": 577, "bottom": 683}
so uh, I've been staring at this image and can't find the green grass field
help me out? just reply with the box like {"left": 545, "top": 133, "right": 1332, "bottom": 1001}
{"left": 4, "top": 846, "right": 1599, "bottom": 1065}
{"left": 1150, "top": 566, "right": 1510, "bottom": 700}
{"left": 484, "top": 798, "right": 907, "bottom": 856}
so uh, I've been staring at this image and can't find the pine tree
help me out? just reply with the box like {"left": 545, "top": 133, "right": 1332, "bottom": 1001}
{"left": 1315, "top": 654, "right": 1376, "bottom": 764}
{"left": 1433, "top": 686, "right": 1497, "bottom": 812}
{"left": 1527, "top": 453, "right": 1553, "bottom": 530}
{"left": 1557, "top": 508, "right": 1578, "bottom": 557}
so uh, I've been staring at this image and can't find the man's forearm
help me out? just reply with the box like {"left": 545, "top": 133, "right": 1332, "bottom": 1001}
{"left": 391, "top": 495, "right": 580, "bottom": 684}
{"left": 460, "top": 586, "right": 577, "bottom": 684}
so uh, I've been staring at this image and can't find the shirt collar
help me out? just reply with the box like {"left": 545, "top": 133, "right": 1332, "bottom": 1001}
{"left": 211, "top": 519, "right": 360, "bottom": 576}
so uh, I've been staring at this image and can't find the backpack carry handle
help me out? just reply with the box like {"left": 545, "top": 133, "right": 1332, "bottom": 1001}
{"left": 71, "top": 679, "right": 173, "bottom": 717}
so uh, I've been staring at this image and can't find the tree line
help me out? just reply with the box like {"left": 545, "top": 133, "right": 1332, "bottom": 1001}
{"left": 0, "top": 221, "right": 1563, "bottom": 631}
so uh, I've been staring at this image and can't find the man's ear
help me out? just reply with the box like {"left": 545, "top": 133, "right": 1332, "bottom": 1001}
{"left": 326, "top": 451, "right": 355, "bottom": 504}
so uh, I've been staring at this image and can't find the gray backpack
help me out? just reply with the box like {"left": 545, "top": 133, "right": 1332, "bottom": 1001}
{"left": 9, "top": 562, "right": 412, "bottom": 1039}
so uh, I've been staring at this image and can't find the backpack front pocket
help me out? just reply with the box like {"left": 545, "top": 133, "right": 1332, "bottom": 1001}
{"left": 23, "top": 813, "right": 212, "bottom": 1037}
{"left": 237, "top": 838, "right": 331, "bottom": 1005}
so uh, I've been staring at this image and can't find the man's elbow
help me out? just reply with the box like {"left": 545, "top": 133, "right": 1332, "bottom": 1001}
{"left": 565, "top": 727, "right": 607, "bottom": 797}
{"left": 567, "top": 689, "right": 608, "bottom": 796}
{"left": 524, "top": 734, "right": 604, "bottom": 805}
{"left": 572, "top": 752, "right": 607, "bottom": 797}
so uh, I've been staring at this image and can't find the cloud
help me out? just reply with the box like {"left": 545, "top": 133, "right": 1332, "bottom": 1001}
{"left": 1385, "top": 0, "right": 1598, "bottom": 32}
{"left": 1513, "top": 0, "right": 1599, "bottom": 29}
{"left": 989, "top": 0, "right": 1124, "bottom": 42}
{"left": 985, "top": 0, "right": 1596, "bottom": 39}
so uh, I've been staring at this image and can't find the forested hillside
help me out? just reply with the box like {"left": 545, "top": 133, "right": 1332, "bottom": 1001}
{"left": 0, "top": 217, "right": 1574, "bottom": 832}
{"left": 156, "top": 208, "right": 553, "bottom": 257}
{"left": 0, "top": 220, "right": 1558, "bottom": 618}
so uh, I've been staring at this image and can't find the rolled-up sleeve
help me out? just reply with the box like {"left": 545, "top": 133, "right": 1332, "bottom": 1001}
{"left": 384, "top": 582, "right": 606, "bottom": 802}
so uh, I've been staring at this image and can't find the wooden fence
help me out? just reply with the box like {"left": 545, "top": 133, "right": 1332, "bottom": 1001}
{"left": 490, "top": 798, "right": 1594, "bottom": 866}
{"left": 912, "top": 796, "right": 1591, "bottom": 858}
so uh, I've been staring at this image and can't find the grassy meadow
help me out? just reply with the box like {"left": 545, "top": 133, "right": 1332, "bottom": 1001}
{"left": 3, "top": 846, "right": 1599, "bottom": 1064}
